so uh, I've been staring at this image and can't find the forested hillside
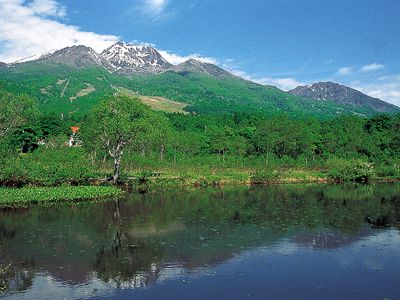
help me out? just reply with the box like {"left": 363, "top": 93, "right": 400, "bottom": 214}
{"left": 0, "top": 60, "right": 396, "bottom": 119}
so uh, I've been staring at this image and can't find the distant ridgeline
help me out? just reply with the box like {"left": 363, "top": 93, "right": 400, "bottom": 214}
{"left": 0, "top": 42, "right": 398, "bottom": 119}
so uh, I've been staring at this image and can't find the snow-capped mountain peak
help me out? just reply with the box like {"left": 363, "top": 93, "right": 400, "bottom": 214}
{"left": 11, "top": 49, "right": 57, "bottom": 65}
{"left": 100, "top": 42, "right": 172, "bottom": 74}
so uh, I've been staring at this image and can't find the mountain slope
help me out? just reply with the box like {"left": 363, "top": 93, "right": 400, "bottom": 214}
{"left": 171, "top": 59, "right": 239, "bottom": 80}
{"left": 289, "top": 82, "right": 398, "bottom": 113}
{"left": 1, "top": 44, "right": 398, "bottom": 118}
{"left": 12, "top": 45, "right": 113, "bottom": 70}
{"left": 111, "top": 71, "right": 389, "bottom": 116}
{"left": 101, "top": 42, "right": 172, "bottom": 74}
{"left": 1, "top": 62, "right": 376, "bottom": 118}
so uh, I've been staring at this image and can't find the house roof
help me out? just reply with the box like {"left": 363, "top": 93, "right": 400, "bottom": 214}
{"left": 71, "top": 126, "right": 80, "bottom": 134}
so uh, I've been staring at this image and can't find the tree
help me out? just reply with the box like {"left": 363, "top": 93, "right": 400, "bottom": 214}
{"left": 253, "top": 115, "right": 318, "bottom": 160}
{"left": 0, "top": 91, "right": 38, "bottom": 139}
{"left": 83, "top": 96, "right": 158, "bottom": 184}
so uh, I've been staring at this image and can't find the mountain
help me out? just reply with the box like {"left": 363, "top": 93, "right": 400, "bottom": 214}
{"left": 0, "top": 62, "right": 6, "bottom": 68}
{"left": 289, "top": 82, "right": 398, "bottom": 113}
{"left": 12, "top": 45, "right": 114, "bottom": 70}
{"left": 1, "top": 43, "right": 399, "bottom": 118}
{"left": 100, "top": 42, "right": 172, "bottom": 74}
{"left": 171, "top": 59, "right": 238, "bottom": 80}
{"left": 10, "top": 49, "right": 57, "bottom": 65}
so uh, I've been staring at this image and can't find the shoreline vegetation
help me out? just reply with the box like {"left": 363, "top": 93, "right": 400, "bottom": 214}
{"left": 1, "top": 94, "right": 400, "bottom": 206}
{"left": 0, "top": 168, "right": 399, "bottom": 207}
{"left": 0, "top": 186, "right": 122, "bottom": 207}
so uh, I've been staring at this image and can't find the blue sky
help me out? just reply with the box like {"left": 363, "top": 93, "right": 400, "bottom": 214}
{"left": 0, "top": 0, "right": 399, "bottom": 105}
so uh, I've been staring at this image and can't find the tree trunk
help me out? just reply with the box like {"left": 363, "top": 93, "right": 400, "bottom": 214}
{"left": 113, "top": 156, "right": 121, "bottom": 184}
{"left": 160, "top": 144, "right": 165, "bottom": 160}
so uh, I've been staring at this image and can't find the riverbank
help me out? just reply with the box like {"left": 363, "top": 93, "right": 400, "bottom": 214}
{"left": 116, "top": 168, "right": 328, "bottom": 188}
{"left": 1, "top": 167, "right": 399, "bottom": 207}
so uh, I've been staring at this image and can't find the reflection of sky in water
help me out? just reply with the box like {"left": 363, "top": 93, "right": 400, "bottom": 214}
{"left": 4, "top": 230, "right": 400, "bottom": 300}
{"left": 1, "top": 184, "right": 400, "bottom": 299}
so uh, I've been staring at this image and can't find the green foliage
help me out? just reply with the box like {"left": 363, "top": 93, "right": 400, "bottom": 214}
{"left": 1, "top": 72, "right": 400, "bottom": 189}
{"left": 82, "top": 95, "right": 169, "bottom": 183}
{"left": 0, "top": 148, "right": 93, "bottom": 187}
{"left": 0, "top": 90, "right": 38, "bottom": 139}
{"left": 250, "top": 168, "right": 283, "bottom": 184}
{"left": 327, "top": 159, "right": 375, "bottom": 183}
{"left": 375, "top": 161, "right": 400, "bottom": 178}
{"left": 0, "top": 186, "right": 122, "bottom": 206}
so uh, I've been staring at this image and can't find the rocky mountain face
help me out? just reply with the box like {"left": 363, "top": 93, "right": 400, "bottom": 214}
{"left": 289, "top": 82, "right": 399, "bottom": 112}
{"left": 100, "top": 42, "right": 172, "bottom": 74}
{"left": 171, "top": 59, "right": 238, "bottom": 80}
{"left": 41, "top": 45, "right": 114, "bottom": 70}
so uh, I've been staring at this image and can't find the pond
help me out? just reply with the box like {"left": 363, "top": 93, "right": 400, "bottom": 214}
{"left": 0, "top": 183, "right": 400, "bottom": 299}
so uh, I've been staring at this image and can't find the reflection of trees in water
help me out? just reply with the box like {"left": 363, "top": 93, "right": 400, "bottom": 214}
{"left": 1, "top": 253, "right": 33, "bottom": 293}
{"left": 0, "top": 260, "right": 35, "bottom": 295}
{"left": 0, "top": 184, "right": 399, "bottom": 294}
{"left": 0, "top": 219, "right": 35, "bottom": 295}
{"left": 93, "top": 199, "right": 165, "bottom": 288}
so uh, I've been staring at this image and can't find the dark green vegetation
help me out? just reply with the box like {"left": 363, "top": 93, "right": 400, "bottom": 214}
{"left": 0, "top": 186, "right": 122, "bottom": 207}
{"left": 1, "top": 91, "right": 400, "bottom": 191}
{"left": 1, "top": 60, "right": 400, "bottom": 200}
{"left": 0, "top": 184, "right": 399, "bottom": 297}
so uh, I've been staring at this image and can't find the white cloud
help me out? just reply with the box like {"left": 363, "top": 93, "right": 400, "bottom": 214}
{"left": 228, "top": 69, "right": 304, "bottom": 90}
{"left": 138, "top": 0, "right": 170, "bottom": 20}
{"left": 337, "top": 67, "right": 352, "bottom": 75}
{"left": 361, "top": 63, "right": 385, "bottom": 73}
{"left": 144, "top": 0, "right": 168, "bottom": 14}
{"left": 257, "top": 77, "right": 305, "bottom": 90}
{"left": 352, "top": 75, "right": 400, "bottom": 106}
{"left": 0, "top": 0, "right": 118, "bottom": 63}
{"left": 27, "top": 0, "right": 66, "bottom": 17}
{"left": 158, "top": 49, "right": 218, "bottom": 65}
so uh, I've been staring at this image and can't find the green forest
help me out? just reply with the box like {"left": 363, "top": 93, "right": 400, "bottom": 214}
{"left": 1, "top": 87, "right": 400, "bottom": 192}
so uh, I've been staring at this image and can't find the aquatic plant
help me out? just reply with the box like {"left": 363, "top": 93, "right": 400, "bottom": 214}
{"left": 0, "top": 186, "right": 123, "bottom": 206}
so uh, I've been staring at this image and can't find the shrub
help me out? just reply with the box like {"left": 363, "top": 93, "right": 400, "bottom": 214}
{"left": 0, "top": 147, "right": 94, "bottom": 187}
{"left": 375, "top": 161, "right": 400, "bottom": 178}
{"left": 250, "top": 168, "right": 283, "bottom": 185}
{"left": 327, "top": 159, "right": 375, "bottom": 183}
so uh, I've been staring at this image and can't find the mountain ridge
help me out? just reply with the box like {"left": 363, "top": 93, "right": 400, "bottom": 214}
{"left": 171, "top": 59, "right": 240, "bottom": 80}
{"left": 100, "top": 42, "right": 172, "bottom": 74}
{"left": 289, "top": 82, "right": 398, "bottom": 112}
{"left": 1, "top": 43, "right": 398, "bottom": 115}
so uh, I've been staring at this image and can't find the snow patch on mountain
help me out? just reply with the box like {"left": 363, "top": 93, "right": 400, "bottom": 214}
{"left": 100, "top": 42, "right": 172, "bottom": 73}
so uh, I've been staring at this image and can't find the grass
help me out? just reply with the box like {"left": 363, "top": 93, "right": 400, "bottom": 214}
{"left": 113, "top": 86, "right": 189, "bottom": 114}
{"left": 123, "top": 166, "right": 327, "bottom": 187}
{"left": 0, "top": 186, "right": 123, "bottom": 207}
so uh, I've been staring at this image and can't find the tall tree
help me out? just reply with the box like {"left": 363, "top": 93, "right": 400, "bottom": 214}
{"left": 83, "top": 96, "right": 159, "bottom": 183}
{"left": 0, "top": 91, "right": 37, "bottom": 139}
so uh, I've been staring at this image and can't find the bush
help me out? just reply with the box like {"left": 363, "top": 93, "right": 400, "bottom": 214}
{"left": 250, "top": 168, "right": 283, "bottom": 185}
{"left": 375, "top": 161, "right": 400, "bottom": 178}
{"left": 327, "top": 159, "right": 375, "bottom": 183}
{"left": 0, "top": 147, "right": 94, "bottom": 187}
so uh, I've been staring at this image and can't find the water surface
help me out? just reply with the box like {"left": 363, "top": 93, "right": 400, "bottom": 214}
{"left": 0, "top": 184, "right": 400, "bottom": 299}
